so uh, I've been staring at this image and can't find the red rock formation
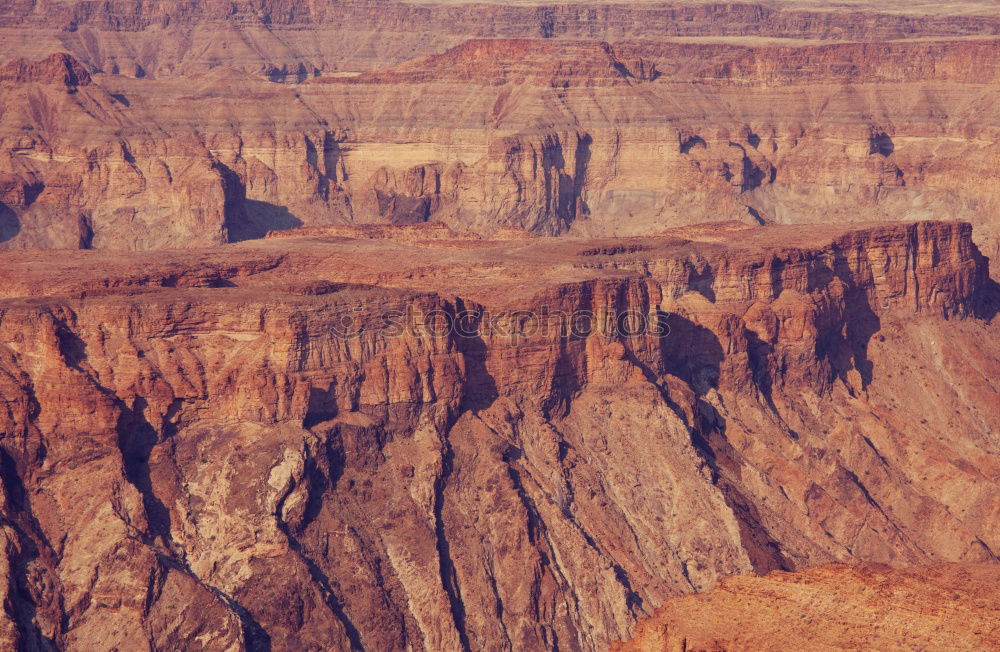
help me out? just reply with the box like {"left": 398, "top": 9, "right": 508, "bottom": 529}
{"left": 0, "top": 220, "right": 995, "bottom": 649}
{"left": 2, "top": 4, "right": 1000, "bottom": 256}
{"left": 6, "top": 2, "right": 1000, "bottom": 78}
{"left": 1, "top": 4, "right": 999, "bottom": 648}
{"left": 614, "top": 562, "right": 1000, "bottom": 651}
{"left": 337, "top": 39, "right": 652, "bottom": 86}
{"left": 1, "top": 37, "right": 1000, "bottom": 258}
{"left": 0, "top": 53, "right": 90, "bottom": 87}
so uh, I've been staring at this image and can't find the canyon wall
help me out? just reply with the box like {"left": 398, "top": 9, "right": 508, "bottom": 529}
{"left": 1, "top": 4, "right": 999, "bottom": 649}
{"left": 6, "top": 1, "right": 1000, "bottom": 78}
{"left": 1, "top": 2, "right": 1000, "bottom": 261}
{"left": 0, "top": 220, "right": 995, "bottom": 649}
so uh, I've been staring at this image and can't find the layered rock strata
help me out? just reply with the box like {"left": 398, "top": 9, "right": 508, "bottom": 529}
{"left": 0, "top": 220, "right": 995, "bottom": 649}
{"left": 3, "top": 4, "right": 1000, "bottom": 258}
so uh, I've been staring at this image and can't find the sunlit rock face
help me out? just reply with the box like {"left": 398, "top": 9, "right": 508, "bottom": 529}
{"left": 2, "top": 2, "right": 1000, "bottom": 261}
{"left": 0, "top": 220, "right": 996, "bottom": 649}
{"left": 0, "top": 2, "right": 999, "bottom": 650}
{"left": 615, "top": 562, "right": 1000, "bottom": 651}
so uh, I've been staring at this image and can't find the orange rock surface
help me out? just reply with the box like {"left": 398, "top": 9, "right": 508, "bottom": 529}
{"left": 0, "top": 220, "right": 996, "bottom": 648}
{"left": 1, "top": 2, "right": 1000, "bottom": 650}
{"left": 615, "top": 562, "right": 1000, "bottom": 651}
{"left": 2, "top": 2, "right": 1000, "bottom": 262}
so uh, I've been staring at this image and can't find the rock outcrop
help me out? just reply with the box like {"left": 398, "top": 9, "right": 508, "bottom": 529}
{"left": 0, "top": 220, "right": 995, "bottom": 649}
{"left": 615, "top": 562, "right": 1000, "bottom": 651}
{"left": 0, "top": 53, "right": 91, "bottom": 87}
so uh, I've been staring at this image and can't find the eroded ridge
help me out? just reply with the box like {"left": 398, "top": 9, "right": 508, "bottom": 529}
{"left": 0, "top": 221, "right": 995, "bottom": 649}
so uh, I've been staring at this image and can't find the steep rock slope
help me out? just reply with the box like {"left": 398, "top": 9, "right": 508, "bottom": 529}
{"left": 0, "top": 54, "right": 353, "bottom": 250}
{"left": 0, "top": 53, "right": 231, "bottom": 250}
{"left": 0, "top": 221, "right": 996, "bottom": 649}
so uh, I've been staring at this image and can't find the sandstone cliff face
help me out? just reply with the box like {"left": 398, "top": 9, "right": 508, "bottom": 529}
{"left": 4, "top": 3, "right": 1000, "bottom": 258}
{"left": 1, "top": 5, "right": 1000, "bottom": 648}
{"left": 0, "top": 221, "right": 995, "bottom": 649}
{"left": 614, "top": 562, "right": 1000, "bottom": 651}
{"left": 0, "top": 58, "right": 355, "bottom": 250}
{"left": 0, "top": 56, "right": 230, "bottom": 250}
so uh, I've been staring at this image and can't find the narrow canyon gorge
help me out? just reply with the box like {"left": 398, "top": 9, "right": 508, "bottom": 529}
{"left": 0, "top": 1, "right": 997, "bottom": 650}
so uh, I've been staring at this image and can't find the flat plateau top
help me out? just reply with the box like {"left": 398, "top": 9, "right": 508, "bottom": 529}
{"left": 27, "top": 0, "right": 1000, "bottom": 16}
{"left": 401, "top": 0, "right": 1000, "bottom": 16}
{"left": 0, "top": 220, "right": 963, "bottom": 308}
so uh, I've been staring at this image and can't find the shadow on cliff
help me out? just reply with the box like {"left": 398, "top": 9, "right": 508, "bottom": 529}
{"left": 658, "top": 312, "right": 793, "bottom": 573}
{"left": 869, "top": 131, "right": 895, "bottom": 157}
{"left": 0, "top": 447, "right": 59, "bottom": 649}
{"left": 266, "top": 63, "right": 313, "bottom": 84}
{"left": 53, "top": 325, "right": 172, "bottom": 540}
{"left": 453, "top": 300, "right": 499, "bottom": 413}
{"left": 570, "top": 133, "right": 592, "bottom": 224}
{"left": 974, "top": 277, "right": 1000, "bottom": 322}
{"left": 444, "top": 300, "right": 496, "bottom": 650}
{"left": 214, "top": 161, "right": 303, "bottom": 242}
{"left": 0, "top": 204, "right": 20, "bottom": 243}
{"left": 116, "top": 398, "right": 173, "bottom": 541}
{"left": 659, "top": 312, "right": 723, "bottom": 400}
{"left": 458, "top": 334, "right": 498, "bottom": 412}
{"left": 745, "top": 329, "right": 778, "bottom": 411}
{"left": 534, "top": 132, "right": 592, "bottom": 232}
{"left": 226, "top": 200, "right": 303, "bottom": 242}
{"left": 822, "top": 252, "right": 882, "bottom": 390}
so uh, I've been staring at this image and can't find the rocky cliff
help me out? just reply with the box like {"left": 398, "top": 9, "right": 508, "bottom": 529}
{"left": 6, "top": 1, "right": 1000, "bottom": 78}
{"left": 1, "top": 3, "right": 999, "bottom": 649}
{"left": 3, "top": 3, "right": 1000, "bottom": 260}
{"left": 0, "top": 220, "right": 995, "bottom": 649}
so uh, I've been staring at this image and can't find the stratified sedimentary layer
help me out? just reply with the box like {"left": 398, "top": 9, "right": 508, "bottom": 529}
{"left": 614, "top": 562, "right": 1000, "bottom": 651}
{"left": 3, "top": 2, "right": 1000, "bottom": 260}
{"left": 6, "top": 1, "right": 1000, "bottom": 78}
{"left": 0, "top": 220, "right": 996, "bottom": 649}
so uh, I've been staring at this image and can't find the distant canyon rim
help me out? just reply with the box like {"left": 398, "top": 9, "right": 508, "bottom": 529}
{"left": 0, "top": 1, "right": 998, "bottom": 651}
{"left": 2, "top": 0, "right": 1000, "bottom": 267}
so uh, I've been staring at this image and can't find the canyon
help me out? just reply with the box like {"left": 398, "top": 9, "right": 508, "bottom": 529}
{"left": 2, "top": 2, "right": 1000, "bottom": 263}
{"left": 0, "top": 219, "right": 996, "bottom": 649}
{"left": 0, "top": 1, "right": 998, "bottom": 650}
